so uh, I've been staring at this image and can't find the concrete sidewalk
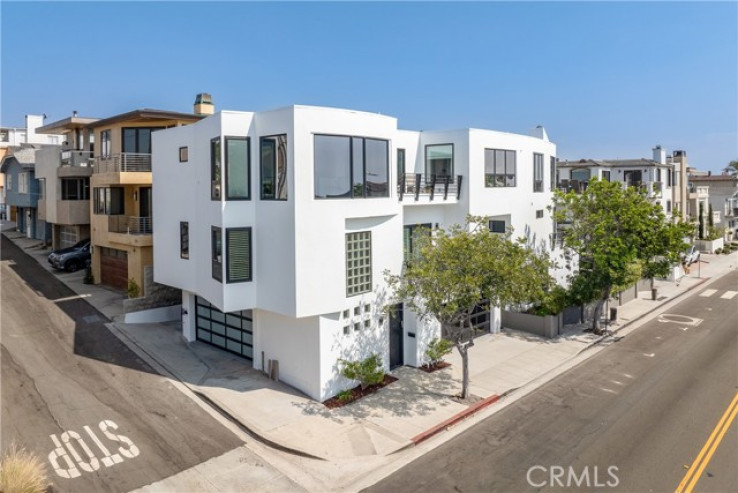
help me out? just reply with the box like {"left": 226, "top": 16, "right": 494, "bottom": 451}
{"left": 3, "top": 227, "right": 736, "bottom": 466}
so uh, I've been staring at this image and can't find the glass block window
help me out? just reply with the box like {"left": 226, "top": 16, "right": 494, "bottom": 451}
{"left": 346, "top": 231, "right": 372, "bottom": 296}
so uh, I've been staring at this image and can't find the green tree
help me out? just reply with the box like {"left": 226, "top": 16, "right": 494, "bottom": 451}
{"left": 386, "top": 216, "right": 553, "bottom": 399}
{"left": 723, "top": 159, "right": 738, "bottom": 176}
{"left": 553, "top": 179, "right": 692, "bottom": 335}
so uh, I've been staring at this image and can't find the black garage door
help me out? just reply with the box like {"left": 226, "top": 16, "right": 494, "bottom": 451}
{"left": 195, "top": 296, "right": 253, "bottom": 360}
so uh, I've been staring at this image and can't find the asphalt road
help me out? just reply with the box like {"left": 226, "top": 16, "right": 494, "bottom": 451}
{"left": 367, "top": 270, "right": 738, "bottom": 493}
{"left": 0, "top": 235, "right": 245, "bottom": 492}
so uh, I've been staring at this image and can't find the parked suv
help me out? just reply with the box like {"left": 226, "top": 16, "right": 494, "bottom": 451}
{"left": 48, "top": 239, "right": 91, "bottom": 272}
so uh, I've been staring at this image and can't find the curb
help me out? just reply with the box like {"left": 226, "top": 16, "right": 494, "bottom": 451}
{"left": 410, "top": 393, "right": 500, "bottom": 446}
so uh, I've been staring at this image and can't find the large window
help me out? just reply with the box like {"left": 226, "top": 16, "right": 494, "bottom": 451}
{"left": 624, "top": 170, "right": 642, "bottom": 187}
{"left": 19, "top": 173, "right": 29, "bottom": 194}
{"left": 212, "top": 226, "right": 222, "bottom": 282}
{"left": 211, "top": 137, "right": 221, "bottom": 200}
{"left": 425, "top": 144, "right": 454, "bottom": 183}
{"left": 122, "top": 127, "right": 162, "bottom": 154}
{"left": 260, "top": 135, "right": 288, "bottom": 200}
{"left": 602, "top": 170, "right": 611, "bottom": 182}
{"left": 571, "top": 168, "right": 591, "bottom": 182}
{"left": 100, "top": 130, "right": 111, "bottom": 157}
{"left": 180, "top": 222, "right": 189, "bottom": 259}
{"left": 93, "top": 187, "right": 124, "bottom": 215}
{"left": 533, "top": 153, "right": 544, "bottom": 192}
{"left": 225, "top": 137, "right": 250, "bottom": 200}
{"left": 397, "top": 148, "right": 406, "bottom": 180}
{"left": 550, "top": 156, "right": 557, "bottom": 190}
{"left": 346, "top": 231, "right": 372, "bottom": 296}
{"left": 314, "top": 135, "right": 388, "bottom": 199}
{"left": 226, "top": 227, "right": 252, "bottom": 283}
{"left": 484, "top": 149, "right": 516, "bottom": 187}
{"left": 61, "top": 178, "right": 90, "bottom": 200}
{"left": 403, "top": 223, "right": 431, "bottom": 263}
{"left": 489, "top": 220, "right": 506, "bottom": 233}
{"left": 6, "top": 175, "right": 11, "bottom": 191}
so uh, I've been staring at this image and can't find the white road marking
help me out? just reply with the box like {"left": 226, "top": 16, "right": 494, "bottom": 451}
{"left": 681, "top": 327, "right": 690, "bottom": 331}
{"left": 658, "top": 314, "right": 703, "bottom": 326}
{"left": 720, "top": 290, "right": 737, "bottom": 299}
{"left": 643, "top": 353, "right": 655, "bottom": 357}
{"left": 53, "top": 294, "right": 91, "bottom": 303}
{"left": 49, "top": 420, "right": 138, "bottom": 479}
{"left": 700, "top": 289, "right": 718, "bottom": 297}
{"left": 600, "top": 388, "right": 617, "bottom": 394}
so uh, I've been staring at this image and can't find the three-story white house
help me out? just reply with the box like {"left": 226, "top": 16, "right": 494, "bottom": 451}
{"left": 152, "top": 105, "right": 556, "bottom": 401}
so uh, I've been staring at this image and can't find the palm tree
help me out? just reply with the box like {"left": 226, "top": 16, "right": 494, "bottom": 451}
{"left": 724, "top": 160, "right": 738, "bottom": 176}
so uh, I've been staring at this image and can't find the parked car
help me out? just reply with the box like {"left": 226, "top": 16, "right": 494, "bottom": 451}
{"left": 48, "top": 239, "right": 91, "bottom": 272}
{"left": 682, "top": 245, "right": 701, "bottom": 266}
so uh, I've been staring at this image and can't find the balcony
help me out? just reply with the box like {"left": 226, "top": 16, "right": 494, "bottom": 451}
{"left": 61, "top": 150, "right": 93, "bottom": 167}
{"left": 94, "top": 153, "right": 152, "bottom": 173}
{"left": 57, "top": 200, "right": 90, "bottom": 225}
{"left": 557, "top": 179, "right": 588, "bottom": 194}
{"left": 398, "top": 173, "right": 462, "bottom": 203}
{"left": 108, "top": 215, "right": 152, "bottom": 234}
{"left": 688, "top": 185, "right": 709, "bottom": 200}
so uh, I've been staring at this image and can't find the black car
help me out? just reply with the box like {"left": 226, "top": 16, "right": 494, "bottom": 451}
{"left": 48, "top": 239, "right": 91, "bottom": 272}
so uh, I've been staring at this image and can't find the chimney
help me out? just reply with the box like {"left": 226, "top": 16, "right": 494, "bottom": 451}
{"left": 530, "top": 125, "right": 549, "bottom": 142}
{"left": 652, "top": 145, "right": 666, "bottom": 164}
{"left": 194, "top": 93, "right": 214, "bottom": 116}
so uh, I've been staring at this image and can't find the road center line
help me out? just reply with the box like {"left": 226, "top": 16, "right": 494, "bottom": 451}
{"left": 675, "top": 392, "right": 738, "bottom": 493}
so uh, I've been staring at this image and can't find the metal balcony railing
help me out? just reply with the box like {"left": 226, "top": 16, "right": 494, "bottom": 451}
{"left": 94, "top": 153, "right": 152, "bottom": 173}
{"left": 61, "top": 150, "right": 93, "bottom": 167}
{"left": 398, "top": 173, "right": 462, "bottom": 201}
{"left": 108, "top": 216, "right": 153, "bottom": 234}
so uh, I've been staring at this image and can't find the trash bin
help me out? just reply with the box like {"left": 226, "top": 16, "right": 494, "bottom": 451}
{"left": 651, "top": 288, "right": 658, "bottom": 300}
{"left": 610, "top": 307, "right": 618, "bottom": 321}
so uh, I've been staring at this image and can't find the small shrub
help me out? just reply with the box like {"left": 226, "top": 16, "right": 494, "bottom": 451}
{"left": 0, "top": 442, "right": 49, "bottom": 493}
{"left": 127, "top": 277, "right": 140, "bottom": 298}
{"left": 715, "top": 248, "right": 722, "bottom": 255}
{"left": 337, "top": 389, "right": 353, "bottom": 403}
{"left": 531, "top": 285, "right": 569, "bottom": 316}
{"left": 724, "top": 247, "right": 732, "bottom": 254}
{"left": 425, "top": 338, "right": 453, "bottom": 366}
{"left": 83, "top": 267, "right": 94, "bottom": 284}
{"left": 339, "top": 353, "right": 385, "bottom": 390}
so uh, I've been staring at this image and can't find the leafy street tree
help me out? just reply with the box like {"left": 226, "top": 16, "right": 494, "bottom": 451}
{"left": 386, "top": 216, "right": 553, "bottom": 399}
{"left": 723, "top": 159, "right": 738, "bottom": 176}
{"left": 553, "top": 179, "right": 692, "bottom": 335}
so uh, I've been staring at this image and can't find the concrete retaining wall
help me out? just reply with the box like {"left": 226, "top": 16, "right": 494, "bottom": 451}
{"left": 124, "top": 265, "right": 181, "bottom": 313}
{"left": 501, "top": 311, "right": 562, "bottom": 338}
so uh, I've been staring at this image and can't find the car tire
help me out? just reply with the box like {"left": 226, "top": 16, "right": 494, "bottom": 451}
{"left": 66, "top": 260, "right": 80, "bottom": 272}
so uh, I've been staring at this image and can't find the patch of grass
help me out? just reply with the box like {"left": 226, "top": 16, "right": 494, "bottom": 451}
{"left": 0, "top": 442, "right": 49, "bottom": 493}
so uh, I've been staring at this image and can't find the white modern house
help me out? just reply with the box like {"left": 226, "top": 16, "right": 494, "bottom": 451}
{"left": 557, "top": 146, "right": 674, "bottom": 217}
{"left": 152, "top": 105, "right": 557, "bottom": 401}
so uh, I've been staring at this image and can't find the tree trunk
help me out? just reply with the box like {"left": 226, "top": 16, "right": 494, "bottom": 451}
{"left": 457, "top": 344, "right": 470, "bottom": 399}
{"left": 592, "top": 286, "right": 612, "bottom": 335}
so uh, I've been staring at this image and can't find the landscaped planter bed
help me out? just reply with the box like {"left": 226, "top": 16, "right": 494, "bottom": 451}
{"left": 322, "top": 375, "right": 398, "bottom": 409}
{"left": 419, "top": 361, "right": 451, "bottom": 373}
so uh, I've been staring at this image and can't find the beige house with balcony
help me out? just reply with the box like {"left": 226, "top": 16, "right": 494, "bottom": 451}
{"left": 36, "top": 114, "right": 98, "bottom": 249}
{"left": 87, "top": 108, "right": 204, "bottom": 292}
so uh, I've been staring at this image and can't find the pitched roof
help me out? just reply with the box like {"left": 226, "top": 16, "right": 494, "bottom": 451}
{"left": 689, "top": 175, "right": 738, "bottom": 182}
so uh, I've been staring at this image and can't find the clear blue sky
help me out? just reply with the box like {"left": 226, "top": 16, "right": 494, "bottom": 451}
{"left": 2, "top": 1, "right": 736, "bottom": 172}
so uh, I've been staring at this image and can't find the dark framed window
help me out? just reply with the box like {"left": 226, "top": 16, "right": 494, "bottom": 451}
{"left": 346, "top": 231, "right": 372, "bottom": 296}
{"left": 260, "top": 134, "right": 288, "bottom": 200}
{"left": 624, "top": 170, "right": 642, "bottom": 187}
{"left": 314, "top": 135, "right": 388, "bottom": 199}
{"left": 403, "top": 223, "right": 431, "bottom": 262}
{"left": 211, "top": 137, "right": 221, "bottom": 200}
{"left": 180, "top": 222, "right": 189, "bottom": 259}
{"left": 666, "top": 170, "right": 672, "bottom": 187}
{"left": 571, "top": 168, "right": 591, "bottom": 182}
{"left": 533, "top": 153, "right": 544, "bottom": 192}
{"left": 550, "top": 156, "right": 556, "bottom": 190}
{"left": 226, "top": 227, "right": 252, "bottom": 283}
{"left": 667, "top": 200, "right": 672, "bottom": 213}
{"left": 39, "top": 178, "right": 46, "bottom": 199}
{"left": 425, "top": 144, "right": 454, "bottom": 184}
{"left": 602, "top": 170, "right": 611, "bottom": 182}
{"left": 122, "top": 127, "right": 162, "bottom": 154}
{"left": 225, "top": 137, "right": 250, "bottom": 200}
{"left": 485, "top": 149, "right": 516, "bottom": 187}
{"left": 100, "top": 130, "right": 111, "bottom": 158}
{"left": 656, "top": 168, "right": 662, "bottom": 182}
{"left": 212, "top": 226, "right": 222, "bottom": 282}
{"left": 93, "top": 187, "right": 124, "bottom": 215}
{"left": 397, "top": 148, "right": 406, "bottom": 180}
{"left": 179, "top": 147, "right": 188, "bottom": 163}
{"left": 61, "top": 178, "right": 89, "bottom": 200}
{"left": 536, "top": 210, "right": 544, "bottom": 219}
{"left": 489, "top": 220, "right": 506, "bottom": 234}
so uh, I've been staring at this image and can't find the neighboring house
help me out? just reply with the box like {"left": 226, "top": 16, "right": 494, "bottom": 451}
{"left": 152, "top": 104, "right": 557, "bottom": 401}
{"left": 1, "top": 115, "right": 63, "bottom": 220}
{"left": 688, "top": 173, "right": 738, "bottom": 240}
{"left": 557, "top": 146, "right": 673, "bottom": 217}
{"left": 0, "top": 146, "right": 46, "bottom": 239}
{"left": 669, "top": 149, "right": 689, "bottom": 218}
{"left": 88, "top": 103, "right": 206, "bottom": 293}
{"left": 35, "top": 114, "right": 99, "bottom": 249}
